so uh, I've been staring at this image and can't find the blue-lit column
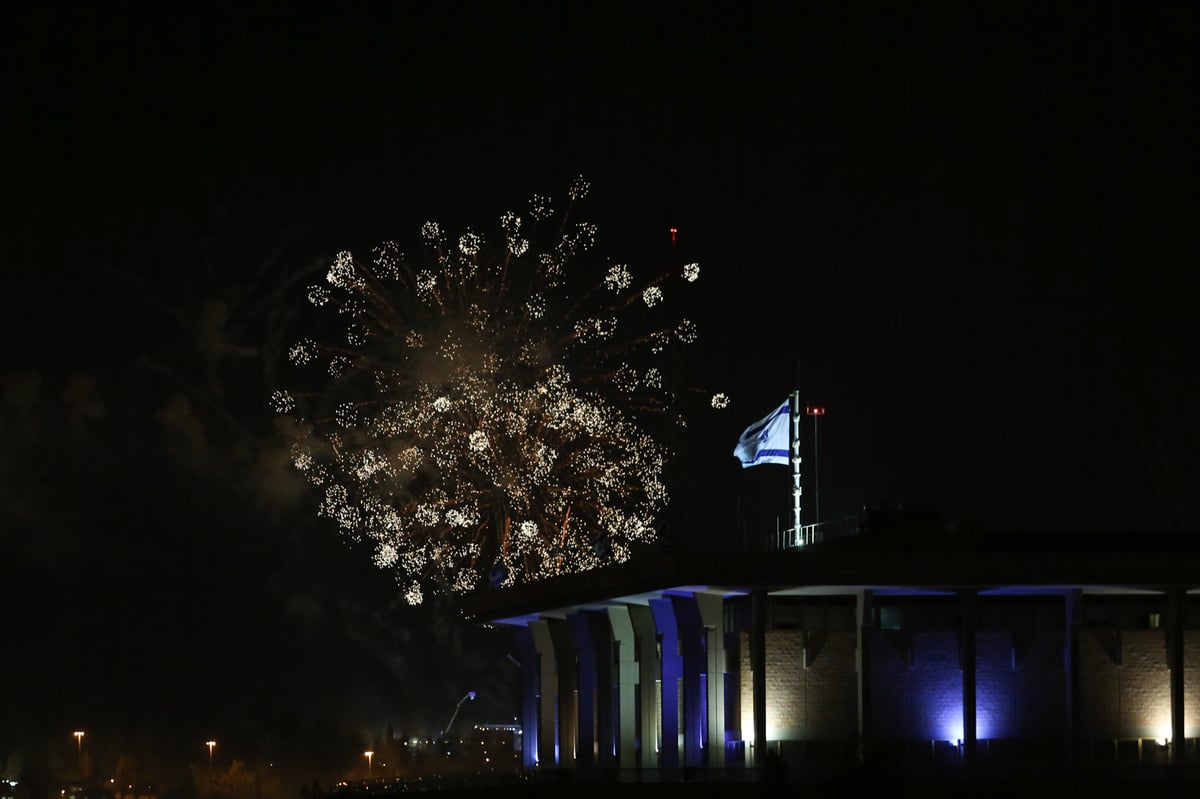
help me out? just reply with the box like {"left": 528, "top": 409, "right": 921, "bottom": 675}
{"left": 608, "top": 606, "right": 639, "bottom": 769}
{"left": 650, "top": 597, "right": 682, "bottom": 770}
{"left": 529, "top": 620, "right": 557, "bottom": 767}
{"left": 696, "top": 593, "right": 726, "bottom": 767}
{"left": 960, "top": 591, "right": 978, "bottom": 767}
{"left": 513, "top": 625, "right": 539, "bottom": 769}
{"left": 1064, "top": 588, "right": 1081, "bottom": 771}
{"left": 1168, "top": 588, "right": 1186, "bottom": 767}
{"left": 568, "top": 613, "right": 597, "bottom": 768}
{"left": 630, "top": 604, "right": 659, "bottom": 771}
{"left": 670, "top": 593, "right": 706, "bottom": 768}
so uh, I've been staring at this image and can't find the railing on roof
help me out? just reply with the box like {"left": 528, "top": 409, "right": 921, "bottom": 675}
{"left": 768, "top": 515, "right": 860, "bottom": 551}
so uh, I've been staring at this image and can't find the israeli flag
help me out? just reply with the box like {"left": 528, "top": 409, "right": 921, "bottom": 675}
{"left": 733, "top": 400, "right": 791, "bottom": 468}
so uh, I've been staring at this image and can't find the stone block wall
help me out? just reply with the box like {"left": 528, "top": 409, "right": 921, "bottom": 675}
{"left": 728, "top": 597, "right": 1200, "bottom": 747}
{"left": 1187, "top": 631, "right": 1200, "bottom": 734}
{"left": 976, "top": 629, "right": 1064, "bottom": 739}
{"left": 1079, "top": 628, "right": 1167, "bottom": 738}
{"left": 738, "top": 629, "right": 856, "bottom": 740}
{"left": 870, "top": 630, "right": 963, "bottom": 740}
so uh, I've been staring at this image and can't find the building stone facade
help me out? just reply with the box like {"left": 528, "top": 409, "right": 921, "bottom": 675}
{"left": 462, "top": 534, "right": 1200, "bottom": 778}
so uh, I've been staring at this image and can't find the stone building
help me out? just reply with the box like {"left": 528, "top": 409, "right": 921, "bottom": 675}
{"left": 460, "top": 528, "right": 1200, "bottom": 780}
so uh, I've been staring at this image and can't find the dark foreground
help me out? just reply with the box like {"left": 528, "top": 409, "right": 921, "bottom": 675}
{"left": 335, "top": 771, "right": 1200, "bottom": 799}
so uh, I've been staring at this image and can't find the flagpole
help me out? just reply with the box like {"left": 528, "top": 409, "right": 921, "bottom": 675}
{"left": 790, "top": 389, "right": 802, "bottom": 545}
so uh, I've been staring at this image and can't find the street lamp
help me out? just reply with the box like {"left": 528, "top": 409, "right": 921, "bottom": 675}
{"left": 206, "top": 740, "right": 216, "bottom": 765}
{"left": 73, "top": 731, "right": 85, "bottom": 775}
{"left": 363, "top": 751, "right": 374, "bottom": 778}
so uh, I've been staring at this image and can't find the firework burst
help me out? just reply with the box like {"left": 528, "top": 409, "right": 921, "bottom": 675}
{"left": 276, "top": 178, "right": 702, "bottom": 603}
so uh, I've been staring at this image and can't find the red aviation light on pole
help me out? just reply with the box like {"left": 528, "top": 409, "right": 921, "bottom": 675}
{"left": 806, "top": 406, "right": 825, "bottom": 416}
{"left": 669, "top": 227, "right": 678, "bottom": 245}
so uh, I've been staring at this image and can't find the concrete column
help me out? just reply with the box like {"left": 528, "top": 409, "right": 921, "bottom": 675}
{"left": 529, "top": 619, "right": 558, "bottom": 767}
{"left": 750, "top": 589, "right": 768, "bottom": 767}
{"left": 855, "top": 589, "right": 873, "bottom": 765}
{"left": 649, "top": 597, "right": 682, "bottom": 770}
{"left": 1167, "top": 588, "right": 1186, "bottom": 767}
{"left": 608, "top": 605, "right": 639, "bottom": 769}
{"left": 513, "top": 625, "right": 540, "bottom": 769}
{"left": 568, "top": 613, "right": 597, "bottom": 768}
{"left": 961, "top": 590, "right": 978, "bottom": 766}
{"left": 629, "top": 604, "right": 659, "bottom": 771}
{"left": 588, "top": 611, "right": 617, "bottom": 768}
{"left": 547, "top": 618, "right": 577, "bottom": 766}
{"left": 697, "top": 593, "right": 727, "bottom": 767}
{"left": 1064, "top": 588, "right": 1081, "bottom": 771}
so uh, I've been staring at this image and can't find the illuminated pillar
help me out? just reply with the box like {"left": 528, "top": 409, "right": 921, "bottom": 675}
{"left": 529, "top": 620, "right": 558, "bottom": 767}
{"left": 592, "top": 612, "right": 617, "bottom": 768}
{"left": 513, "top": 625, "right": 540, "bottom": 769}
{"left": 697, "top": 593, "right": 727, "bottom": 767}
{"left": 750, "top": 589, "right": 768, "bottom": 767}
{"left": 670, "top": 594, "right": 706, "bottom": 768}
{"left": 1064, "top": 588, "right": 1081, "bottom": 771}
{"left": 548, "top": 618, "right": 577, "bottom": 766}
{"left": 630, "top": 605, "right": 660, "bottom": 771}
{"left": 568, "top": 613, "right": 597, "bottom": 768}
{"left": 608, "top": 605, "right": 639, "bottom": 769}
{"left": 1168, "top": 588, "right": 1186, "bottom": 766}
{"left": 649, "top": 597, "right": 681, "bottom": 770}
{"left": 961, "top": 591, "right": 978, "bottom": 766}
{"left": 856, "top": 589, "right": 873, "bottom": 765}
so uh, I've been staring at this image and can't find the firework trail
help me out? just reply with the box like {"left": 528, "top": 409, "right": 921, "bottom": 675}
{"left": 274, "top": 178, "right": 711, "bottom": 603}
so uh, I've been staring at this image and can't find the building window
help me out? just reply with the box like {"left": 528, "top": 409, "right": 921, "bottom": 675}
{"left": 880, "top": 605, "right": 903, "bottom": 631}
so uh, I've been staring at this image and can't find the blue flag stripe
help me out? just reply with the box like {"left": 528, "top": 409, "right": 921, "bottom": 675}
{"left": 738, "top": 402, "right": 789, "bottom": 441}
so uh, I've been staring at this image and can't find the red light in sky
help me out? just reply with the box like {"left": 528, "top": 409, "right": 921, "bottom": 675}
{"left": 669, "top": 227, "right": 678, "bottom": 244}
{"left": 805, "top": 406, "right": 825, "bottom": 416}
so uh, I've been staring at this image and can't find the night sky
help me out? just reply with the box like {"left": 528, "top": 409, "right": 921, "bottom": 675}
{"left": 2, "top": 1, "right": 1196, "bottom": 789}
